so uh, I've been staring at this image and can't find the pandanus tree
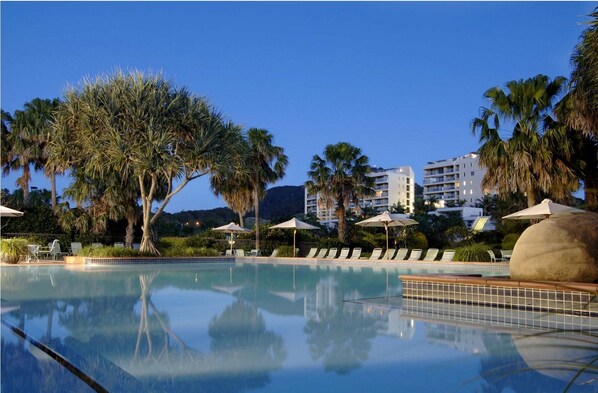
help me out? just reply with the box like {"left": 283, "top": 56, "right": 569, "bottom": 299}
{"left": 246, "top": 128, "right": 288, "bottom": 250}
{"left": 558, "top": 8, "right": 598, "bottom": 212}
{"left": 471, "top": 74, "right": 579, "bottom": 207}
{"left": 305, "top": 142, "right": 374, "bottom": 243}
{"left": 49, "top": 70, "right": 244, "bottom": 254}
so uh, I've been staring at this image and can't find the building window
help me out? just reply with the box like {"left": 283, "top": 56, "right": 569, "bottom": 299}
{"left": 471, "top": 171, "right": 474, "bottom": 176}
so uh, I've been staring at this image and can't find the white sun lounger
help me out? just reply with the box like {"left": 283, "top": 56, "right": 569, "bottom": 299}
{"left": 316, "top": 248, "right": 328, "bottom": 258}
{"left": 407, "top": 249, "right": 422, "bottom": 261}
{"left": 337, "top": 247, "right": 350, "bottom": 259}
{"left": 382, "top": 249, "right": 396, "bottom": 260}
{"left": 326, "top": 248, "right": 338, "bottom": 258}
{"left": 369, "top": 248, "right": 383, "bottom": 260}
{"left": 440, "top": 250, "right": 456, "bottom": 261}
{"left": 305, "top": 248, "right": 318, "bottom": 258}
{"left": 393, "top": 248, "right": 408, "bottom": 260}
{"left": 350, "top": 248, "right": 362, "bottom": 259}
{"left": 422, "top": 248, "right": 439, "bottom": 261}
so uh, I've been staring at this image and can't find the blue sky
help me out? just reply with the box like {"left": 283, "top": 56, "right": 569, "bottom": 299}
{"left": 1, "top": 2, "right": 594, "bottom": 213}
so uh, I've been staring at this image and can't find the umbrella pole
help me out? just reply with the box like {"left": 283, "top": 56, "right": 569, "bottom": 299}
{"left": 385, "top": 224, "right": 389, "bottom": 259}
{"left": 293, "top": 229, "right": 297, "bottom": 257}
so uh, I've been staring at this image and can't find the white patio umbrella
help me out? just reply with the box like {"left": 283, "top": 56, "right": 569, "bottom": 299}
{"left": 0, "top": 205, "right": 24, "bottom": 217}
{"left": 502, "top": 199, "right": 585, "bottom": 220}
{"left": 356, "top": 211, "right": 418, "bottom": 259}
{"left": 269, "top": 217, "right": 319, "bottom": 257}
{"left": 212, "top": 222, "right": 252, "bottom": 251}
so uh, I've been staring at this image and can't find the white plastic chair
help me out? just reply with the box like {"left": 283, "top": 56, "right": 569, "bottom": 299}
{"left": 369, "top": 248, "right": 383, "bottom": 260}
{"left": 422, "top": 248, "right": 439, "bottom": 261}
{"left": 337, "top": 248, "right": 350, "bottom": 259}
{"left": 70, "top": 242, "right": 82, "bottom": 256}
{"left": 407, "top": 249, "right": 422, "bottom": 261}
{"left": 316, "top": 249, "right": 328, "bottom": 258}
{"left": 393, "top": 248, "right": 408, "bottom": 260}
{"left": 440, "top": 250, "right": 456, "bottom": 261}
{"left": 305, "top": 248, "right": 318, "bottom": 258}
{"left": 326, "top": 248, "right": 338, "bottom": 259}
{"left": 349, "top": 248, "right": 362, "bottom": 259}
{"left": 382, "top": 249, "right": 396, "bottom": 259}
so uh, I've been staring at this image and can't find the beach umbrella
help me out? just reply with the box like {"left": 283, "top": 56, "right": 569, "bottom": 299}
{"left": 0, "top": 205, "right": 24, "bottom": 217}
{"left": 212, "top": 222, "right": 252, "bottom": 251}
{"left": 269, "top": 217, "right": 319, "bottom": 257}
{"left": 356, "top": 211, "right": 418, "bottom": 259}
{"left": 502, "top": 199, "right": 585, "bottom": 220}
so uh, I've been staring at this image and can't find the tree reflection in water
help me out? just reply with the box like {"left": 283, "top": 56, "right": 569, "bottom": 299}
{"left": 205, "top": 298, "right": 286, "bottom": 393}
{"left": 304, "top": 305, "right": 377, "bottom": 375}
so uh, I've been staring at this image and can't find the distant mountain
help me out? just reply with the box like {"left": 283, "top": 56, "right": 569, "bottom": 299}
{"left": 156, "top": 185, "right": 305, "bottom": 234}
{"left": 415, "top": 183, "right": 424, "bottom": 198}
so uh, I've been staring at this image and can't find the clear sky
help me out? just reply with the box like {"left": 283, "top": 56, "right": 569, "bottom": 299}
{"left": 1, "top": 2, "right": 594, "bottom": 213}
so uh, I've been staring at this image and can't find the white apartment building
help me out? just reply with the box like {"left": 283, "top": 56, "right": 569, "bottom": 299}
{"left": 423, "top": 153, "right": 490, "bottom": 208}
{"left": 305, "top": 166, "right": 415, "bottom": 226}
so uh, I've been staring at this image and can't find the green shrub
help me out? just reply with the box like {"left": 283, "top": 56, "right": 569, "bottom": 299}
{"left": 317, "top": 239, "right": 347, "bottom": 250}
{"left": 161, "top": 247, "right": 219, "bottom": 257}
{"left": 407, "top": 231, "right": 428, "bottom": 249}
{"left": 501, "top": 233, "right": 520, "bottom": 250}
{"left": 274, "top": 245, "right": 295, "bottom": 257}
{"left": 183, "top": 235, "right": 213, "bottom": 248}
{"left": 78, "top": 246, "right": 151, "bottom": 258}
{"left": 455, "top": 243, "right": 491, "bottom": 262}
{"left": 0, "top": 238, "right": 28, "bottom": 263}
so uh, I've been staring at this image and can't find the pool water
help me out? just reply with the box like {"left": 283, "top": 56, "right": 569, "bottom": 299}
{"left": 1, "top": 262, "right": 597, "bottom": 392}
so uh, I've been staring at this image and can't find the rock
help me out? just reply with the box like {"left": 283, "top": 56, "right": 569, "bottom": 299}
{"left": 510, "top": 212, "right": 598, "bottom": 282}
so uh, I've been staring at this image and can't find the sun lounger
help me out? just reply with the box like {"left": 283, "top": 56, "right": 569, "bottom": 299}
{"left": 440, "top": 250, "right": 456, "bottom": 261}
{"left": 316, "top": 249, "right": 328, "bottom": 258}
{"left": 236, "top": 249, "right": 245, "bottom": 256}
{"left": 91, "top": 243, "right": 103, "bottom": 249}
{"left": 70, "top": 242, "right": 82, "bottom": 256}
{"left": 337, "top": 248, "right": 350, "bottom": 259}
{"left": 369, "top": 248, "right": 383, "bottom": 260}
{"left": 422, "top": 248, "right": 439, "bottom": 261}
{"left": 487, "top": 250, "right": 497, "bottom": 262}
{"left": 250, "top": 249, "right": 260, "bottom": 256}
{"left": 225, "top": 249, "right": 234, "bottom": 256}
{"left": 270, "top": 249, "right": 279, "bottom": 257}
{"left": 500, "top": 249, "right": 512, "bottom": 261}
{"left": 393, "top": 248, "right": 408, "bottom": 260}
{"left": 382, "top": 249, "right": 396, "bottom": 259}
{"left": 114, "top": 242, "right": 124, "bottom": 248}
{"left": 407, "top": 249, "right": 422, "bottom": 261}
{"left": 350, "top": 248, "right": 362, "bottom": 259}
{"left": 305, "top": 248, "right": 318, "bottom": 258}
{"left": 326, "top": 248, "right": 338, "bottom": 258}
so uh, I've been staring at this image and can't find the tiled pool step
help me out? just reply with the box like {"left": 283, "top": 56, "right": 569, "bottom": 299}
{"left": 400, "top": 275, "right": 598, "bottom": 317}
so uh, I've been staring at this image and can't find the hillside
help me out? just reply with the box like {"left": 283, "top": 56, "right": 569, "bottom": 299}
{"left": 155, "top": 185, "right": 305, "bottom": 234}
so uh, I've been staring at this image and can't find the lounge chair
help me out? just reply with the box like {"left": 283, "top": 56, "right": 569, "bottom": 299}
{"left": 249, "top": 249, "right": 261, "bottom": 256}
{"left": 316, "top": 249, "right": 328, "bottom": 258}
{"left": 349, "top": 248, "right": 362, "bottom": 259}
{"left": 382, "top": 249, "right": 396, "bottom": 260}
{"left": 225, "top": 249, "right": 234, "bottom": 256}
{"left": 393, "top": 248, "right": 408, "bottom": 260}
{"left": 369, "top": 248, "right": 383, "bottom": 260}
{"left": 114, "top": 242, "right": 124, "bottom": 248}
{"left": 305, "top": 248, "right": 318, "bottom": 258}
{"left": 407, "top": 249, "right": 422, "bottom": 261}
{"left": 422, "top": 248, "right": 439, "bottom": 261}
{"left": 440, "top": 250, "right": 456, "bottom": 261}
{"left": 487, "top": 250, "right": 498, "bottom": 262}
{"left": 27, "top": 244, "right": 40, "bottom": 263}
{"left": 70, "top": 242, "right": 82, "bottom": 256}
{"left": 337, "top": 248, "right": 350, "bottom": 259}
{"left": 500, "top": 249, "right": 512, "bottom": 261}
{"left": 91, "top": 243, "right": 103, "bottom": 249}
{"left": 236, "top": 249, "right": 245, "bottom": 257}
{"left": 132, "top": 243, "right": 140, "bottom": 250}
{"left": 46, "top": 240, "right": 66, "bottom": 260}
{"left": 270, "top": 249, "right": 279, "bottom": 257}
{"left": 326, "top": 248, "right": 338, "bottom": 259}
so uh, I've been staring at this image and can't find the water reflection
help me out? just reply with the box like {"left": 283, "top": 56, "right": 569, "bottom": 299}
{"left": 2, "top": 263, "right": 596, "bottom": 392}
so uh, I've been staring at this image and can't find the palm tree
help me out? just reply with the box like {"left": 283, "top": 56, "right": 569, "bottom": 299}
{"left": 50, "top": 70, "right": 244, "bottom": 254}
{"left": 246, "top": 128, "right": 288, "bottom": 250}
{"left": 471, "top": 74, "right": 579, "bottom": 207}
{"left": 305, "top": 142, "right": 374, "bottom": 243}
{"left": 2, "top": 99, "right": 61, "bottom": 207}
{"left": 558, "top": 8, "right": 598, "bottom": 212}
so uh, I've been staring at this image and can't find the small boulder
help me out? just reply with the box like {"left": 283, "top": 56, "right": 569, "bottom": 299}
{"left": 510, "top": 212, "right": 598, "bottom": 282}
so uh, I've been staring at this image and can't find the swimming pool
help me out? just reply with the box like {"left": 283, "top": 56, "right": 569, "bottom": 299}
{"left": 2, "top": 262, "right": 597, "bottom": 392}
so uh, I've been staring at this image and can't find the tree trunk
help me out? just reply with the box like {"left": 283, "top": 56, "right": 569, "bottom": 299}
{"left": 125, "top": 214, "right": 135, "bottom": 248}
{"left": 584, "top": 144, "right": 598, "bottom": 213}
{"left": 140, "top": 217, "right": 158, "bottom": 254}
{"left": 526, "top": 186, "right": 536, "bottom": 208}
{"left": 337, "top": 205, "right": 346, "bottom": 243}
{"left": 50, "top": 170, "right": 57, "bottom": 209}
{"left": 239, "top": 213, "right": 244, "bottom": 228}
{"left": 22, "top": 165, "right": 30, "bottom": 206}
{"left": 254, "top": 187, "right": 260, "bottom": 251}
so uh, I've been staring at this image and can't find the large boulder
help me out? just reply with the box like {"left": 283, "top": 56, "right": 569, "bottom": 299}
{"left": 510, "top": 212, "right": 598, "bottom": 282}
